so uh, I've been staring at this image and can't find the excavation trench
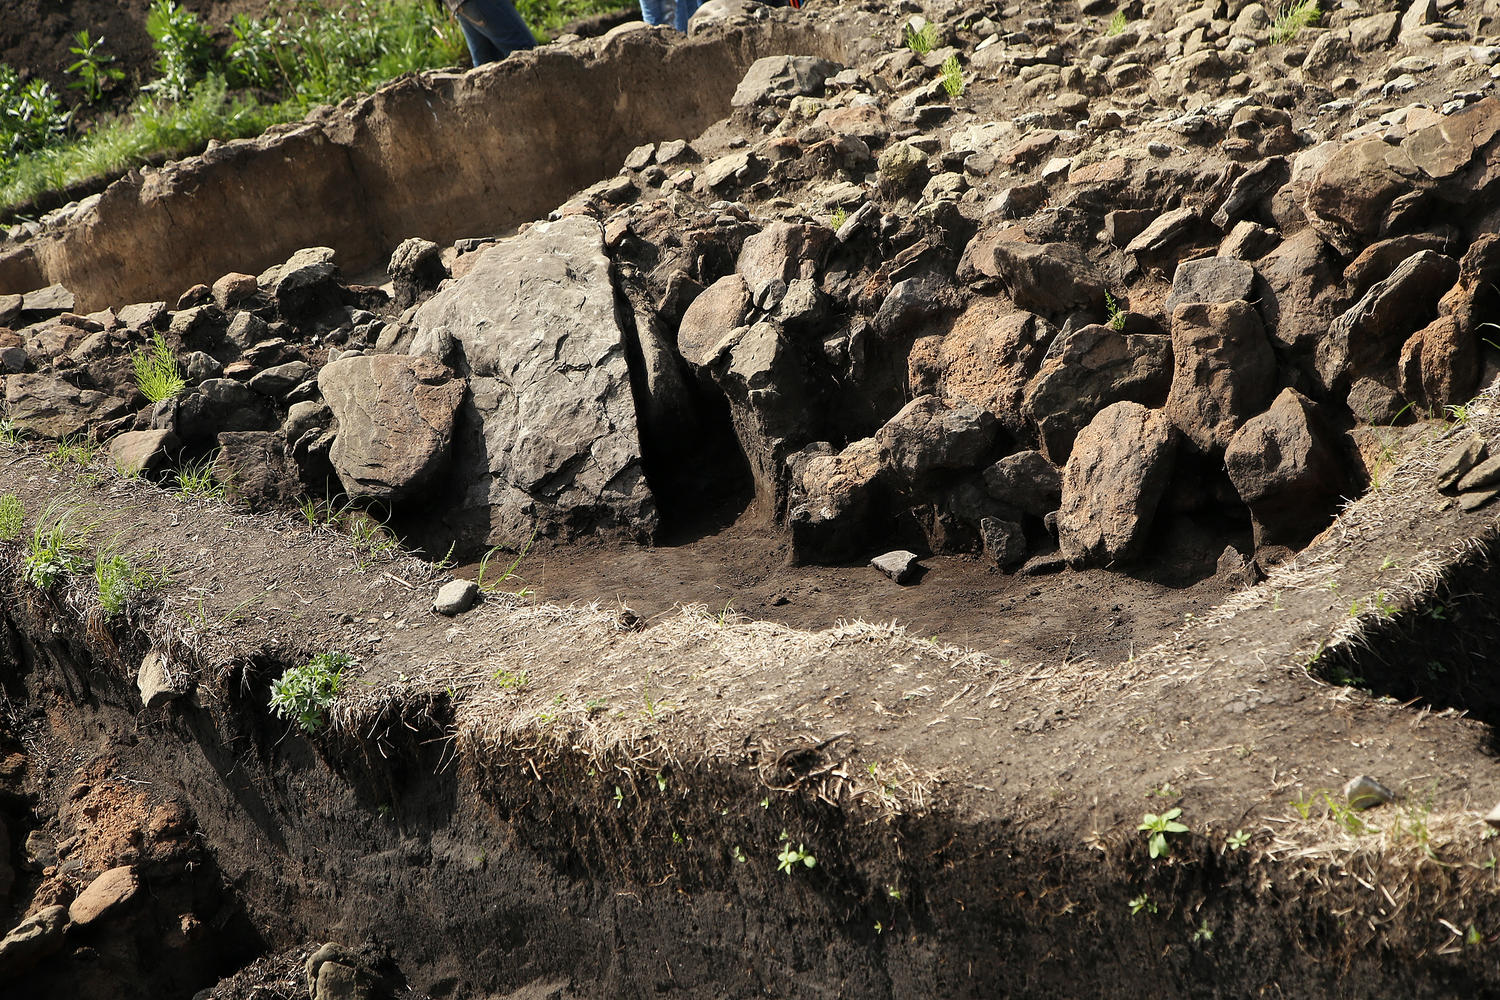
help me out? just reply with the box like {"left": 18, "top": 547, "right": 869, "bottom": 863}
{"left": 5, "top": 585, "right": 1500, "bottom": 1000}
{"left": 0, "top": 21, "right": 846, "bottom": 311}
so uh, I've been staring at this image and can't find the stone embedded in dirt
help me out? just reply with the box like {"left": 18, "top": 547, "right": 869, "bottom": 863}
{"left": 1316, "top": 250, "right": 1458, "bottom": 394}
{"left": 411, "top": 216, "right": 656, "bottom": 545}
{"left": 1024, "top": 325, "right": 1173, "bottom": 463}
{"left": 69, "top": 865, "right": 139, "bottom": 926}
{"left": 269, "top": 246, "right": 340, "bottom": 318}
{"left": 1216, "top": 545, "right": 1265, "bottom": 589}
{"left": 213, "top": 431, "right": 302, "bottom": 510}
{"left": 0, "top": 904, "right": 67, "bottom": 976}
{"left": 981, "top": 450, "right": 1061, "bottom": 517}
{"left": 1123, "top": 207, "right": 1199, "bottom": 257}
{"left": 1219, "top": 221, "right": 1281, "bottom": 262}
{"left": 678, "top": 274, "right": 752, "bottom": 367}
{"left": 909, "top": 300, "right": 1055, "bottom": 443}
{"left": 137, "top": 650, "right": 190, "bottom": 709}
{"left": 979, "top": 516, "right": 1027, "bottom": 568}
{"left": 1166, "top": 300, "right": 1277, "bottom": 453}
{"left": 1058, "top": 402, "right": 1177, "bottom": 568}
{"left": 1343, "top": 234, "right": 1454, "bottom": 301}
{"left": 1345, "top": 378, "right": 1405, "bottom": 426}
{"left": 874, "top": 395, "right": 997, "bottom": 487}
{"left": 1487, "top": 801, "right": 1500, "bottom": 830}
{"left": 433, "top": 579, "right": 479, "bottom": 617}
{"left": 1437, "top": 434, "right": 1489, "bottom": 491}
{"left": 0, "top": 330, "right": 28, "bottom": 374}
{"left": 3, "top": 373, "right": 129, "bottom": 440}
{"left": 387, "top": 238, "right": 448, "bottom": 313}
{"left": 1255, "top": 229, "right": 1346, "bottom": 358}
{"left": 283, "top": 401, "right": 331, "bottom": 448}
{"left": 730, "top": 55, "right": 839, "bottom": 108}
{"left": 315, "top": 960, "right": 375, "bottom": 1000}
{"left": 320, "top": 355, "right": 465, "bottom": 502}
{"left": 1398, "top": 314, "right": 1478, "bottom": 410}
{"left": 1225, "top": 388, "right": 1345, "bottom": 549}
{"left": 176, "top": 283, "right": 211, "bottom": 310}
{"left": 876, "top": 140, "right": 930, "bottom": 192}
{"left": 958, "top": 237, "right": 1106, "bottom": 319}
{"left": 1164, "top": 257, "right": 1256, "bottom": 316}
{"left": 737, "top": 222, "right": 829, "bottom": 293}
{"left": 1343, "top": 774, "right": 1396, "bottom": 811}
{"left": 225, "top": 311, "right": 268, "bottom": 351}
{"left": 0, "top": 293, "right": 21, "bottom": 326}
{"left": 870, "top": 549, "right": 922, "bottom": 584}
{"left": 108, "top": 429, "right": 180, "bottom": 477}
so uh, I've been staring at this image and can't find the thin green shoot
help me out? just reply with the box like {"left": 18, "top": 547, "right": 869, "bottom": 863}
{"left": 904, "top": 21, "right": 937, "bottom": 54}
{"left": 1106, "top": 10, "right": 1127, "bottom": 35}
{"left": 940, "top": 54, "right": 964, "bottom": 98}
{"left": 1269, "top": 0, "right": 1320, "bottom": 43}
{"left": 132, "top": 331, "right": 186, "bottom": 403}
{"left": 476, "top": 526, "right": 537, "bottom": 596}
{"left": 0, "top": 494, "right": 22, "bottom": 540}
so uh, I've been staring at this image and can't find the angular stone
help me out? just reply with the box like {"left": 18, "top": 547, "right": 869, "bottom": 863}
{"left": 1024, "top": 325, "right": 1173, "bottom": 463}
{"left": 1437, "top": 434, "right": 1488, "bottom": 491}
{"left": 1300, "top": 137, "right": 1421, "bottom": 247}
{"left": 211, "top": 272, "right": 258, "bottom": 310}
{"left": 870, "top": 549, "right": 922, "bottom": 584}
{"left": 1457, "top": 454, "right": 1500, "bottom": 492}
{"left": 319, "top": 355, "right": 465, "bottom": 501}
{"left": 411, "top": 216, "right": 656, "bottom": 545}
{"left": 873, "top": 395, "right": 997, "bottom": 487}
{"left": 730, "top": 55, "right": 839, "bottom": 107}
{"left": 1256, "top": 229, "right": 1346, "bottom": 356}
{"left": 912, "top": 301, "right": 1054, "bottom": 442}
{"left": 108, "top": 428, "right": 179, "bottom": 476}
{"left": 1124, "top": 207, "right": 1199, "bottom": 256}
{"left": 979, "top": 516, "right": 1028, "bottom": 567}
{"left": 1316, "top": 250, "right": 1458, "bottom": 392}
{"left": 1398, "top": 315, "right": 1478, "bottom": 410}
{"left": 4, "top": 373, "right": 129, "bottom": 440}
{"left": 248, "top": 361, "right": 312, "bottom": 398}
{"left": 1057, "top": 402, "right": 1177, "bottom": 567}
{"left": 1225, "top": 389, "right": 1345, "bottom": 548}
{"left": 1164, "top": 257, "right": 1256, "bottom": 316}
{"left": 958, "top": 237, "right": 1107, "bottom": 317}
{"left": 388, "top": 238, "right": 447, "bottom": 312}
{"left": 177, "top": 378, "right": 277, "bottom": 446}
{"left": 0, "top": 905, "right": 67, "bottom": 976}
{"left": 678, "top": 274, "right": 752, "bottom": 368}
{"left": 981, "top": 450, "right": 1061, "bottom": 516}
{"left": 1344, "top": 774, "right": 1395, "bottom": 810}
{"left": 213, "top": 431, "right": 300, "bottom": 510}
{"left": 1166, "top": 300, "right": 1277, "bottom": 452}
{"left": 20, "top": 284, "right": 74, "bottom": 317}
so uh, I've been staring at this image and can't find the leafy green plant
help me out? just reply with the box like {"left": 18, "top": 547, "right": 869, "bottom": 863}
{"left": 349, "top": 510, "right": 399, "bottom": 571}
{"left": 95, "top": 551, "right": 164, "bottom": 619}
{"left": 904, "top": 22, "right": 937, "bottom": 55}
{"left": 132, "top": 331, "right": 187, "bottom": 403}
{"left": 269, "top": 650, "right": 353, "bottom": 732}
{"left": 1446, "top": 402, "right": 1472, "bottom": 426}
{"left": 145, "top": 0, "right": 217, "bottom": 101}
{"left": 491, "top": 668, "right": 528, "bottom": 690}
{"left": 227, "top": 13, "right": 288, "bottom": 91}
{"left": 476, "top": 527, "right": 537, "bottom": 596}
{"left": 1269, "top": 0, "right": 1320, "bottom": 43}
{"left": 1226, "top": 829, "right": 1251, "bottom": 851}
{"left": 176, "top": 456, "right": 223, "bottom": 499}
{"left": 776, "top": 841, "right": 816, "bottom": 874}
{"left": 24, "top": 500, "right": 91, "bottom": 591}
{"left": 1192, "top": 921, "right": 1214, "bottom": 944}
{"left": 65, "top": 31, "right": 124, "bottom": 104}
{"left": 0, "top": 494, "right": 21, "bottom": 540}
{"left": 0, "top": 66, "right": 71, "bottom": 169}
{"left": 1106, "top": 10, "right": 1128, "bottom": 35}
{"left": 1105, "top": 292, "right": 1127, "bottom": 332}
{"left": 940, "top": 54, "right": 964, "bottom": 98}
{"left": 0, "top": 420, "right": 23, "bottom": 447}
{"left": 1139, "top": 807, "right": 1189, "bottom": 858}
{"left": 1128, "top": 893, "right": 1157, "bottom": 915}
{"left": 830, "top": 206, "right": 848, "bottom": 230}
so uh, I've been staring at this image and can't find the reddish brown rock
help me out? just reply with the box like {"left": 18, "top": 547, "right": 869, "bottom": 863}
{"left": 1166, "top": 300, "right": 1277, "bottom": 453}
{"left": 1058, "top": 402, "right": 1178, "bottom": 567}
{"left": 1225, "top": 389, "right": 1345, "bottom": 549}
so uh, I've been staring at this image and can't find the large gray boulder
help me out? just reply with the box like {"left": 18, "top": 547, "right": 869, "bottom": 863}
{"left": 730, "top": 56, "right": 839, "bottom": 108}
{"left": 1058, "top": 402, "right": 1178, "bottom": 567}
{"left": 319, "top": 355, "right": 465, "bottom": 501}
{"left": 411, "top": 216, "right": 656, "bottom": 545}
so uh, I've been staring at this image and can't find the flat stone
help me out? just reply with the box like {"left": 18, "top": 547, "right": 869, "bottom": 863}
{"left": 870, "top": 550, "right": 922, "bottom": 584}
{"left": 1457, "top": 454, "right": 1500, "bottom": 492}
{"left": 0, "top": 904, "right": 67, "bottom": 976}
{"left": 1436, "top": 434, "right": 1487, "bottom": 491}
{"left": 69, "top": 865, "right": 139, "bottom": 925}
{"left": 433, "top": 579, "right": 479, "bottom": 616}
{"left": 137, "top": 650, "right": 190, "bottom": 709}
{"left": 1459, "top": 487, "right": 1500, "bottom": 511}
{"left": 1165, "top": 257, "right": 1257, "bottom": 315}
{"left": 1343, "top": 774, "right": 1395, "bottom": 810}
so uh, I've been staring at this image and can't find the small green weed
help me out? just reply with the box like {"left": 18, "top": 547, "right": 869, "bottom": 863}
{"left": 46, "top": 435, "right": 98, "bottom": 469}
{"left": 1128, "top": 893, "right": 1157, "bottom": 915}
{"left": 1106, "top": 10, "right": 1127, "bottom": 35}
{"left": 830, "top": 206, "right": 848, "bottom": 230}
{"left": 1446, "top": 402, "right": 1472, "bottom": 426}
{"left": 175, "top": 456, "right": 223, "bottom": 499}
{"left": 1226, "top": 829, "right": 1251, "bottom": 851}
{"left": 349, "top": 510, "right": 399, "bottom": 571}
{"left": 476, "top": 527, "right": 537, "bottom": 597}
{"left": 491, "top": 668, "right": 529, "bottom": 690}
{"left": 1192, "top": 921, "right": 1214, "bottom": 944}
{"left": 776, "top": 841, "right": 816, "bottom": 874}
{"left": 940, "top": 54, "right": 964, "bottom": 98}
{"left": 24, "top": 500, "right": 91, "bottom": 591}
{"left": 0, "top": 420, "right": 23, "bottom": 447}
{"left": 66, "top": 31, "right": 124, "bottom": 104}
{"left": 132, "top": 331, "right": 187, "bottom": 403}
{"left": 1139, "top": 807, "right": 1189, "bottom": 859}
{"left": 1105, "top": 292, "right": 1127, "bottom": 332}
{"left": 268, "top": 650, "right": 352, "bottom": 732}
{"left": 1269, "top": 0, "right": 1320, "bottom": 43}
{"left": 0, "top": 494, "right": 22, "bottom": 540}
{"left": 95, "top": 551, "right": 165, "bottom": 619}
{"left": 904, "top": 21, "right": 937, "bottom": 54}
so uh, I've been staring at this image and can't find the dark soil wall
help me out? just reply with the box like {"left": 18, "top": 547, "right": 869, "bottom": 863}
{"left": 1, "top": 579, "right": 1498, "bottom": 998}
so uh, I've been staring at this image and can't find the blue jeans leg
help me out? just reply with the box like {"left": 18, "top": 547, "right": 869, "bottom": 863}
{"left": 638, "top": 0, "right": 676, "bottom": 26}
{"left": 457, "top": 0, "right": 536, "bottom": 65}
{"left": 673, "top": 0, "right": 702, "bottom": 32}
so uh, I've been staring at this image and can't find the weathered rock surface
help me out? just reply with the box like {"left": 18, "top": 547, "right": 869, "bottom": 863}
{"left": 411, "top": 216, "right": 656, "bottom": 545}
{"left": 69, "top": 865, "right": 139, "bottom": 926}
{"left": 1316, "top": 250, "right": 1458, "bottom": 394}
{"left": 1057, "top": 402, "right": 1177, "bottom": 567}
{"left": 320, "top": 355, "right": 465, "bottom": 501}
{"left": 1225, "top": 389, "right": 1345, "bottom": 549}
{"left": 4, "top": 374, "right": 129, "bottom": 439}
{"left": 0, "top": 905, "right": 67, "bottom": 976}
{"left": 1024, "top": 325, "right": 1173, "bottom": 463}
{"left": 1165, "top": 300, "right": 1277, "bottom": 453}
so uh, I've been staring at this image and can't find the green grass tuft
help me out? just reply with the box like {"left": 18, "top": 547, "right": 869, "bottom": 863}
{"left": 1269, "top": 0, "right": 1320, "bottom": 43}
{"left": 132, "top": 331, "right": 187, "bottom": 403}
